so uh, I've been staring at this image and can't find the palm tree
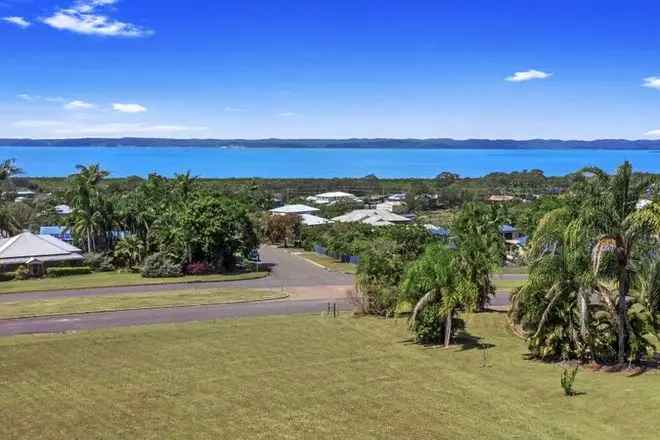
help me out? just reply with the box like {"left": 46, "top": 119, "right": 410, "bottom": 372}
{"left": 401, "top": 244, "right": 475, "bottom": 347}
{"left": 0, "top": 159, "right": 22, "bottom": 182}
{"left": 634, "top": 257, "right": 660, "bottom": 327}
{"left": 453, "top": 202, "right": 504, "bottom": 311}
{"left": 574, "top": 162, "right": 656, "bottom": 363}
{"left": 114, "top": 235, "right": 145, "bottom": 268}
{"left": 67, "top": 164, "right": 110, "bottom": 252}
{"left": 510, "top": 208, "right": 593, "bottom": 360}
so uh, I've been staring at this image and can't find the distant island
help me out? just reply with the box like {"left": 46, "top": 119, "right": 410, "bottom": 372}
{"left": 1, "top": 138, "right": 660, "bottom": 149}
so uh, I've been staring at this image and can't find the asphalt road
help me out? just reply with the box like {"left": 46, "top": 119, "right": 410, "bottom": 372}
{"left": 0, "top": 246, "right": 354, "bottom": 336}
{"left": 0, "top": 246, "right": 515, "bottom": 336}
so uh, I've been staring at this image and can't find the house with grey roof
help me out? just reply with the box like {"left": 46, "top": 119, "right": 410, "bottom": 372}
{"left": 0, "top": 232, "right": 84, "bottom": 272}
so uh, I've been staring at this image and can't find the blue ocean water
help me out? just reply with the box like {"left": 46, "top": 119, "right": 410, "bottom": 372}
{"left": 1, "top": 146, "right": 658, "bottom": 178}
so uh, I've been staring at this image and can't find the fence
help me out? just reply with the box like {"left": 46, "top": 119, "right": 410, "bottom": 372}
{"left": 313, "top": 244, "right": 360, "bottom": 265}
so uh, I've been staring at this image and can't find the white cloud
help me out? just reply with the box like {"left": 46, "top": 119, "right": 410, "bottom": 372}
{"left": 2, "top": 16, "right": 30, "bottom": 28}
{"left": 113, "top": 103, "right": 147, "bottom": 113}
{"left": 643, "top": 129, "right": 660, "bottom": 138}
{"left": 224, "top": 106, "right": 248, "bottom": 112}
{"left": 277, "top": 112, "right": 299, "bottom": 117}
{"left": 642, "top": 76, "right": 660, "bottom": 90}
{"left": 64, "top": 100, "right": 96, "bottom": 110}
{"left": 506, "top": 69, "right": 552, "bottom": 82}
{"left": 53, "top": 123, "right": 207, "bottom": 135}
{"left": 42, "top": 0, "right": 153, "bottom": 37}
{"left": 17, "top": 93, "right": 37, "bottom": 101}
{"left": 44, "top": 96, "right": 67, "bottom": 103}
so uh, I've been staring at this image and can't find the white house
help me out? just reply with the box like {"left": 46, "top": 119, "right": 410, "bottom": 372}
{"left": 307, "top": 191, "right": 362, "bottom": 205}
{"left": 300, "top": 214, "right": 333, "bottom": 226}
{"left": 332, "top": 209, "right": 412, "bottom": 226}
{"left": 376, "top": 200, "right": 408, "bottom": 214}
{"left": 270, "top": 204, "right": 320, "bottom": 215}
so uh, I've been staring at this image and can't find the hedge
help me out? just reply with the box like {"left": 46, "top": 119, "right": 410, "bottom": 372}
{"left": 0, "top": 272, "right": 15, "bottom": 282}
{"left": 46, "top": 266, "right": 93, "bottom": 278}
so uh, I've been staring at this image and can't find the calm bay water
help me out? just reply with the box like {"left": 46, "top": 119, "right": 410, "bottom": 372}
{"left": 1, "top": 146, "right": 658, "bottom": 178}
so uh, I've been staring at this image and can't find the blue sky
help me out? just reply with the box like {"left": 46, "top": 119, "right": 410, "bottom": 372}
{"left": 2, "top": 0, "right": 660, "bottom": 139}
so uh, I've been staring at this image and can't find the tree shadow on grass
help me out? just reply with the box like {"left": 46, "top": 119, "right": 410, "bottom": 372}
{"left": 399, "top": 331, "right": 495, "bottom": 352}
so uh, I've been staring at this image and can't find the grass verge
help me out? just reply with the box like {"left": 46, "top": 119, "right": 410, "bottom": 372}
{"left": 1, "top": 313, "right": 658, "bottom": 439}
{"left": 0, "top": 288, "right": 286, "bottom": 319}
{"left": 0, "top": 271, "right": 269, "bottom": 294}
{"left": 299, "top": 252, "right": 357, "bottom": 274}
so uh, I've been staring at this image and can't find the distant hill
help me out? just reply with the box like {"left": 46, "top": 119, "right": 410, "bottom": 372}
{"left": 1, "top": 138, "right": 660, "bottom": 149}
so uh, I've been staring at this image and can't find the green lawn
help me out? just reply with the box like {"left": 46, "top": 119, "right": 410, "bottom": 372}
{"left": 1, "top": 313, "right": 658, "bottom": 439}
{"left": 0, "top": 271, "right": 269, "bottom": 294}
{"left": 299, "top": 252, "right": 357, "bottom": 274}
{"left": 0, "top": 288, "right": 285, "bottom": 319}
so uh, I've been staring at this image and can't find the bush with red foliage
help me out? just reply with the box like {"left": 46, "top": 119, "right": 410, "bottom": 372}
{"left": 185, "top": 261, "right": 210, "bottom": 275}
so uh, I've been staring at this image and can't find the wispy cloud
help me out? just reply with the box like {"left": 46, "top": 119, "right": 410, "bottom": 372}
{"left": 17, "top": 93, "right": 37, "bottom": 101}
{"left": 644, "top": 129, "right": 660, "bottom": 138}
{"left": 277, "top": 112, "right": 299, "bottom": 117}
{"left": 112, "top": 103, "right": 147, "bottom": 113}
{"left": 642, "top": 76, "right": 660, "bottom": 90}
{"left": 2, "top": 16, "right": 30, "bottom": 28}
{"left": 224, "top": 106, "right": 248, "bottom": 113}
{"left": 505, "top": 69, "right": 552, "bottom": 82}
{"left": 42, "top": 0, "right": 153, "bottom": 37}
{"left": 17, "top": 94, "right": 67, "bottom": 103}
{"left": 64, "top": 100, "right": 96, "bottom": 110}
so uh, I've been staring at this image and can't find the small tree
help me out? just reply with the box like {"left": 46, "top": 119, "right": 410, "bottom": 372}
{"left": 401, "top": 244, "right": 476, "bottom": 346}
{"left": 265, "top": 214, "right": 301, "bottom": 247}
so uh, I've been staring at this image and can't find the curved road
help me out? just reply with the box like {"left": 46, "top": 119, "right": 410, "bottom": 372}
{"left": 0, "top": 246, "right": 354, "bottom": 336}
{"left": 0, "top": 246, "right": 515, "bottom": 336}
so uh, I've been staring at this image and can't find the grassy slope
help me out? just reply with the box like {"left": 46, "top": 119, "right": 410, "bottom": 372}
{"left": 0, "top": 271, "right": 269, "bottom": 294}
{"left": 1, "top": 313, "right": 658, "bottom": 439}
{"left": 0, "top": 288, "right": 285, "bottom": 319}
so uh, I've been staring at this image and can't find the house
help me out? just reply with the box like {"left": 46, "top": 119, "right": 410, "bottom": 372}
{"left": 488, "top": 195, "right": 516, "bottom": 203}
{"left": 332, "top": 209, "right": 412, "bottom": 226}
{"left": 55, "top": 204, "right": 73, "bottom": 215}
{"left": 424, "top": 224, "right": 449, "bottom": 238}
{"left": 499, "top": 224, "right": 522, "bottom": 240}
{"left": 269, "top": 204, "right": 320, "bottom": 215}
{"left": 376, "top": 200, "right": 408, "bottom": 214}
{"left": 387, "top": 193, "right": 407, "bottom": 202}
{"left": 300, "top": 214, "right": 333, "bottom": 227}
{"left": 0, "top": 232, "right": 84, "bottom": 271}
{"left": 307, "top": 191, "right": 362, "bottom": 205}
{"left": 39, "top": 226, "right": 73, "bottom": 243}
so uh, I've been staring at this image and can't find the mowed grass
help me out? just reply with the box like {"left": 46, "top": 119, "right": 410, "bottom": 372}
{"left": 0, "top": 271, "right": 269, "bottom": 294}
{"left": 299, "top": 252, "right": 357, "bottom": 274}
{"left": 0, "top": 288, "right": 286, "bottom": 319}
{"left": 1, "top": 313, "right": 658, "bottom": 439}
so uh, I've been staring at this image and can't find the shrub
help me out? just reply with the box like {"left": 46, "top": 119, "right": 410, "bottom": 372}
{"left": 411, "top": 304, "right": 466, "bottom": 345}
{"left": 84, "top": 252, "right": 115, "bottom": 272}
{"left": 0, "top": 272, "right": 15, "bottom": 282}
{"left": 184, "top": 261, "right": 210, "bottom": 275}
{"left": 47, "top": 266, "right": 93, "bottom": 277}
{"left": 14, "top": 265, "right": 30, "bottom": 280}
{"left": 142, "top": 253, "right": 182, "bottom": 278}
{"left": 560, "top": 364, "right": 579, "bottom": 397}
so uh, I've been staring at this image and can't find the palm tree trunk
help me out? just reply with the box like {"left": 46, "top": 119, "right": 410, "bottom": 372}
{"left": 444, "top": 312, "right": 453, "bottom": 348}
{"left": 86, "top": 230, "right": 92, "bottom": 253}
{"left": 579, "top": 289, "right": 589, "bottom": 340}
{"left": 617, "top": 272, "right": 629, "bottom": 364}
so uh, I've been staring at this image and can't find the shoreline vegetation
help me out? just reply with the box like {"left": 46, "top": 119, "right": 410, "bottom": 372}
{"left": 2, "top": 137, "right": 660, "bottom": 149}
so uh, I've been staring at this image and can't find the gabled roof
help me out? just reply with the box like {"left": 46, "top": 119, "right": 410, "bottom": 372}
{"left": 0, "top": 232, "right": 83, "bottom": 265}
{"left": 332, "top": 209, "right": 411, "bottom": 225}
{"left": 270, "top": 204, "right": 320, "bottom": 214}
{"left": 315, "top": 191, "right": 358, "bottom": 198}
{"left": 300, "top": 214, "right": 333, "bottom": 226}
